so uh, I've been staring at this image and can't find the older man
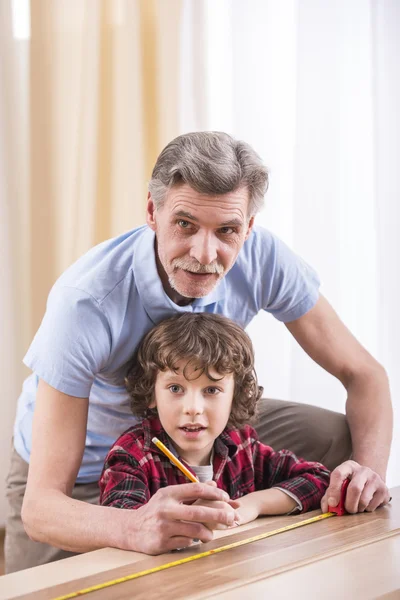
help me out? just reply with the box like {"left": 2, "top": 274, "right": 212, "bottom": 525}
{"left": 6, "top": 132, "right": 392, "bottom": 572}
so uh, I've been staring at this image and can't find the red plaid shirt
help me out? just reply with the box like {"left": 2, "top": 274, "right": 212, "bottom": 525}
{"left": 99, "top": 417, "right": 330, "bottom": 514}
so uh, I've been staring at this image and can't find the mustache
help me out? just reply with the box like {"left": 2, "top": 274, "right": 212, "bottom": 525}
{"left": 171, "top": 257, "right": 224, "bottom": 275}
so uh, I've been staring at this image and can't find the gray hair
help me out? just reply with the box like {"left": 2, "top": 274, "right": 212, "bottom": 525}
{"left": 148, "top": 132, "right": 269, "bottom": 217}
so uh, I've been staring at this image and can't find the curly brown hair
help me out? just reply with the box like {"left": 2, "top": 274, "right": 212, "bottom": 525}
{"left": 125, "top": 312, "right": 263, "bottom": 428}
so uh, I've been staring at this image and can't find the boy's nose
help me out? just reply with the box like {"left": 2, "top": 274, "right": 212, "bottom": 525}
{"left": 183, "top": 393, "right": 204, "bottom": 416}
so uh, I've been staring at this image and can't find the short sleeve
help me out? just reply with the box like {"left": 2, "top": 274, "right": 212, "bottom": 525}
{"left": 23, "top": 285, "right": 112, "bottom": 397}
{"left": 263, "top": 234, "right": 321, "bottom": 322}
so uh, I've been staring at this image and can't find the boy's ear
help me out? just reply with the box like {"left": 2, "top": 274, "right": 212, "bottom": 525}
{"left": 148, "top": 397, "right": 156, "bottom": 409}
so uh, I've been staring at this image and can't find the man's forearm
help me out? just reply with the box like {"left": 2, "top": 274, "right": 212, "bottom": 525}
{"left": 22, "top": 490, "right": 128, "bottom": 553}
{"left": 345, "top": 366, "right": 393, "bottom": 479}
{"left": 22, "top": 483, "right": 234, "bottom": 555}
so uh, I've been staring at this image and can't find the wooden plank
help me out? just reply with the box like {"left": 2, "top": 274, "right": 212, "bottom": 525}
{"left": 2, "top": 486, "right": 399, "bottom": 600}
{"left": 213, "top": 534, "right": 400, "bottom": 600}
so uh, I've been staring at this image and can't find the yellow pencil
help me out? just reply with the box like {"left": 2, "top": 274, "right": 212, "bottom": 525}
{"left": 152, "top": 437, "right": 199, "bottom": 482}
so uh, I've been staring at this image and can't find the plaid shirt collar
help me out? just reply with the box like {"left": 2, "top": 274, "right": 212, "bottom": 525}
{"left": 141, "top": 416, "right": 240, "bottom": 466}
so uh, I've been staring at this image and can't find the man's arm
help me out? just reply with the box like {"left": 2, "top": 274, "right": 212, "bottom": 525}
{"left": 22, "top": 380, "right": 236, "bottom": 555}
{"left": 285, "top": 294, "right": 392, "bottom": 513}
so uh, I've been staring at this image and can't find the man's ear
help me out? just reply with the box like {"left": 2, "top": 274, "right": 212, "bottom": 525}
{"left": 244, "top": 216, "right": 255, "bottom": 241}
{"left": 146, "top": 193, "right": 157, "bottom": 231}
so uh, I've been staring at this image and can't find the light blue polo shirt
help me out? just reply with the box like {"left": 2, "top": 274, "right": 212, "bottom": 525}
{"left": 14, "top": 225, "right": 320, "bottom": 482}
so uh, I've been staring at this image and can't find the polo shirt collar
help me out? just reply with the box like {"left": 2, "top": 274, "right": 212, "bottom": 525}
{"left": 133, "top": 227, "right": 226, "bottom": 324}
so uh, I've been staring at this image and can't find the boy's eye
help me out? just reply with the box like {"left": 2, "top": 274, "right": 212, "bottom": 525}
{"left": 204, "top": 387, "right": 220, "bottom": 395}
{"left": 169, "top": 384, "right": 183, "bottom": 394}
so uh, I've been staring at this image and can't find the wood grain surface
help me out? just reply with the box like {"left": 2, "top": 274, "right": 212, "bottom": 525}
{"left": 1, "top": 487, "right": 399, "bottom": 600}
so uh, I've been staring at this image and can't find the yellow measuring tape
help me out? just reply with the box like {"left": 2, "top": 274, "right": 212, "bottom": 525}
{"left": 53, "top": 511, "right": 335, "bottom": 600}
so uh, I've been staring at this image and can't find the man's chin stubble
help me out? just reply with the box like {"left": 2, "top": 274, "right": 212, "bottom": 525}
{"left": 169, "top": 281, "right": 209, "bottom": 299}
{"left": 169, "top": 275, "right": 216, "bottom": 299}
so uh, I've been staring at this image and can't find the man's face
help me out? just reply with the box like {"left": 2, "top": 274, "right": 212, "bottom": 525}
{"left": 146, "top": 184, "right": 254, "bottom": 303}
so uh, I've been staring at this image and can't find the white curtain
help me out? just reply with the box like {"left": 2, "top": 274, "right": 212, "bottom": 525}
{"left": 179, "top": 0, "right": 400, "bottom": 487}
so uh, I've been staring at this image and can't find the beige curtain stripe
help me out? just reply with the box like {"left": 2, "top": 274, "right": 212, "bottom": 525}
{"left": 139, "top": 0, "right": 160, "bottom": 185}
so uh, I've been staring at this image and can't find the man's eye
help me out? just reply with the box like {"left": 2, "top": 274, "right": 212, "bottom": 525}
{"left": 169, "top": 385, "right": 182, "bottom": 393}
{"left": 218, "top": 227, "right": 235, "bottom": 235}
{"left": 178, "top": 220, "right": 191, "bottom": 229}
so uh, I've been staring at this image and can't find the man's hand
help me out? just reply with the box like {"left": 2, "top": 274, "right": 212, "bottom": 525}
{"left": 125, "top": 482, "right": 236, "bottom": 554}
{"left": 321, "top": 460, "right": 391, "bottom": 514}
{"left": 192, "top": 481, "right": 240, "bottom": 530}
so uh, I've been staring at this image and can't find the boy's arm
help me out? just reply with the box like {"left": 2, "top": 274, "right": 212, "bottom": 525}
{"left": 234, "top": 488, "right": 297, "bottom": 525}
{"left": 255, "top": 440, "right": 330, "bottom": 513}
{"left": 235, "top": 437, "right": 330, "bottom": 525}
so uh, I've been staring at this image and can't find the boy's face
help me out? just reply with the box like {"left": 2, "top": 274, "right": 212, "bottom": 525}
{"left": 152, "top": 360, "right": 235, "bottom": 466}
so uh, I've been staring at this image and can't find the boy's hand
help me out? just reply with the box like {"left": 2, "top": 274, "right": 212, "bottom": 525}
{"left": 192, "top": 481, "right": 240, "bottom": 530}
{"left": 232, "top": 494, "right": 261, "bottom": 526}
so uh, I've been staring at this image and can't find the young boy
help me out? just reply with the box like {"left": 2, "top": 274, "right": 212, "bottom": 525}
{"left": 99, "top": 313, "right": 330, "bottom": 528}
